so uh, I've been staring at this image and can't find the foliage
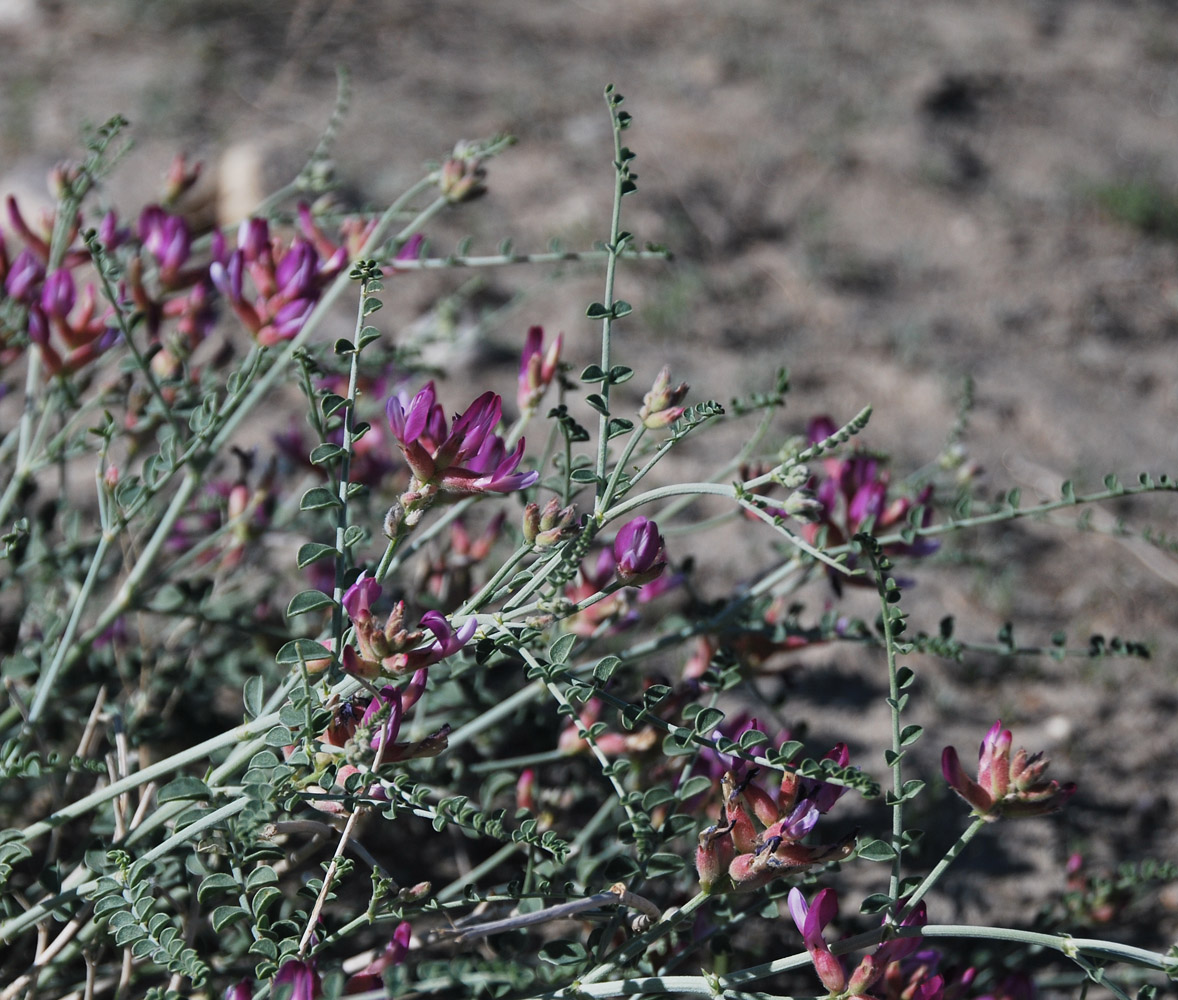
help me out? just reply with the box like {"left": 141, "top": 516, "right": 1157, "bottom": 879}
{"left": 0, "top": 83, "right": 1175, "bottom": 1000}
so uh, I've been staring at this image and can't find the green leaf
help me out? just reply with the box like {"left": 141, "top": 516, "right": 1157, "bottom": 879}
{"left": 606, "top": 418, "right": 633, "bottom": 439}
{"left": 286, "top": 590, "right": 336, "bottom": 618}
{"left": 857, "top": 839, "right": 898, "bottom": 862}
{"left": 300, "top": 487, "right": 341, "bottom": 511}
{"left": 770, "top": 740, "right": 803, "bottom": 764}
{"left": 245, "top": 866, "right": 278, "bottom": 890}
{"left": 242, "top": 676, "right": 264, "bottom": 720}
{"left": 569, "top": 468, "right": 600, "bottom": 484}
{"left": 263, "top": 726, "right": 294, "bottom": 747}
{"left": 580, "top": 364, "right": 607, "bottom": 383}
{"left": 645, "top": 853, "right": 686, "bottom": 876}
{"left": 860, "top": 892, "right": 894, "bottom": 914}
{"left": 322, "top": 393, "right": 349, "bottom": 417}
{"left": 662, "top": 732, "right": 695, "bottom": 757}
{"left": 612, "top": 300, "right": 632, "bottom": 319}
{"left": 297, "top": 542, "right": 336, "bottom": 568}
{"left": 739, "top": 729, "right": 769, "bottom": 750}
{"left": 608, "top": 365, "right": 634, "bottom": 384}
{"left": 693, "top": 707, "right": 725, "bottom": 736}
{"left": 211, "top": 905, "right": 250, "bottom": 933}
{"left": 585, "top": 393, "right": 609, "bottom": 416}
{"left": 548, "top": 633, "right": 576, "bottom": 665}
{"left": 603, "top": 855, "right": 641, "bottom": 880}
{"left": 593, "top": 655, "right": 621, "bottom": 684}
{"left": 586, "top": 302, "right": 610, "bottom": 320}
{"left": 309, "top": 443, "right": 346, "bottom": 466}
{"left": 158, "top": 776, "right": 211, "bottom": 804}
{"left": 362, "top": 296, "right": 383, "bottom": 316}
{"left": 358, "top": 325, "right": 382, "bottom": 349}
{"left": 251, "top": 885, "right": 283, "bottom": 917}
{"left": 197, "top": 873, "right": 240, "bottom": 903}
{"left": 1061, "top": 479, "right": 1076, "bottom": 503}
{"left": 678, "top": 775, "right": 713, "bottom": 800}
{"left": 899, "top": 724, "right": 923, "bottom": 746}
{"left": 642, "top": 786, "right": 675, "bottom": 810}
{"left": 93, "top": 895, "right": 127, "bottom": 918}
{"left": 276, "top": 638, "right": 332, "bottom": 666}
{"left": 114, "top": 922, "right": 146, "bottom": 946}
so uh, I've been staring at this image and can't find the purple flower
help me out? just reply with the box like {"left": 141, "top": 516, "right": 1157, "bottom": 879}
{"left": 273, "top": 958, "right": 319, "bottom": 1000}
{"left": 40, "top": 269, "right": 75, "bottom": 320}
{"left": 386, "top": 381, "right": 538, "bottom": 504}
{"left": 138, "top": 205, "right": 191, "bottom": 284}
{"left": 612, "top": 516, "right": 667, "bottom": 584}
{"left": 5, "top": 248, "right": 44, "bottom": 302}
{"left": 210, "top": 218, "right": 344, "bottom": 347}
{"left": 942, "top": 720, "right": 1076, "bottom": 821}
{"left": 518, "top": 324, "right": 562, "bottom": 412}
{"left": 788, "top": 887, "right": 846, "bottom": 993}
{"left": 362, "top": 685, "right": 405, "bottom": 751}
{"left": 342, "top": 574, "right": 381, "bottom": 623}
{"left": 344, "top": 920, "right": 411, "bottom": 993}
{"left": 358, "top": 684, "right": 450, "bottom": 761}
{"left": 418, "top": 610, "right": 478, "bottom": 665}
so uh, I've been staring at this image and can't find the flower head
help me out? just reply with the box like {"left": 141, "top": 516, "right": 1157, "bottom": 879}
{"left": 273, "top": 958, "right": 320, "bottom": 1000}
{"left": 942, "top": 720, "right": 1076, "bottom": 821}
{"left": 788, "top": 886, "right": 847, "bottom": 994}
{"left": 518, "top": 324, "right": 563, "bottom": 413}
{"left": 612, "top": 516, "right": 667, "bottom": 585}
{"left": 344, "top": 921, "right": 412, "bottom": 994}
{"left": 341, "top": 575, "right": 476, "bottom": 679}
{"left": 209, "top": 216, "right": 345, "bottom": 346}
{"left": 386, "top": 381, "right": 538, "bottom": 507}
{"left": 695, "top": 757, "right": 856, "bottom": 895}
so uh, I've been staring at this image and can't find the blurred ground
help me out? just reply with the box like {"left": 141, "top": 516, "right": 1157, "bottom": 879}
{"left": 3, "top": 0, "right": 1177, "bottom": 956}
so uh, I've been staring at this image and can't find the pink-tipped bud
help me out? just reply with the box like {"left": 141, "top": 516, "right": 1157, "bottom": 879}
{"left": 516, "top": 768, "right": 537, "bottom": 812}
{"left": 518, "top": 325, "right": 563, "bottom": 412}
{"left": 639, "top": 366, "right": 689, "bottom": 429}
{"left": 439, "top": 142, "right": 487, "bottom": 203}
{"left": 163, "top": 152, "right": 202, "bottom": 205}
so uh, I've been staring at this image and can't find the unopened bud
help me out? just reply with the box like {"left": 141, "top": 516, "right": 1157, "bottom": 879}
{"left": 639, "top": 366, "right": 689, "bottom": 429}
{"left": 163, "top": 152, "right": 202, "bottom": 205}
{"left": 783, "top": 488, "right": 823, "bottom": 521}
{"left": 522, "top": 502, "right": 541, "bottom": 545}
{"left": 536, "top": 499, "right": 578, "bottom": 547}
{"left": 398, "top": 881, "right": 431, "bottom": 902}
{"left": 439, "top": 142, "right": 487, "bottom": 203}
{"left": 384, "top": 502, "right": 405, "bottom": 539}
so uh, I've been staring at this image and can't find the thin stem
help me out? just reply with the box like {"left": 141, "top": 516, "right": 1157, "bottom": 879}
{"left": 578, "top": 891, "right": 710, "bottom": 986}
{"left": 897, "top": 816, "right": 987, "bottom": 920}
{"left": 599, "top": 423, "right": 647, "bottom": 511}
{"left": 387, "top": 247, "right": 669, "bottom": 270}
{"left": 592, "top": 89, "right": 633, "bottom": 518}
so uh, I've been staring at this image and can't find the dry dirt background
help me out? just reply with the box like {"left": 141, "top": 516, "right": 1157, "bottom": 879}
{"left": 3, "top": 0, "right": 1178, "bottom": 958}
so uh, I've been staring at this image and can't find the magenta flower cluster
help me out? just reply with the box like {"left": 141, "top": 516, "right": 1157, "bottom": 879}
{"left": 340, "top": 573, "right": 476, "bottom": 680}
{"left": 695, "top": 744, "right": 856, "bottom": 894}
{"left": 942, "top": 719, "right": 1076, "bottom": 821}
{"left": 210, "top": 216, "right": 346, "bottom": 348}
{"left": 386, "top": 381, "right": 538, "bottom": 506}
